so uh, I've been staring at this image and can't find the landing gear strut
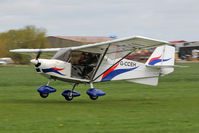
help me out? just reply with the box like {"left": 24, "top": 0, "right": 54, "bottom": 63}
{"left": 61, "top": 83, "right": 80, "bottom": 101}
{"left": 66, "top": 83, "right": 77, "bottom": 101}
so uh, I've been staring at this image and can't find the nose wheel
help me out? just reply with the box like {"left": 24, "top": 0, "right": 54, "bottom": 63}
{"left": 37, "top": 80, "right": 56, "bottom": 98}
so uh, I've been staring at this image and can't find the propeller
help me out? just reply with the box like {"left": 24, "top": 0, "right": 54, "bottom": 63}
{"left": 35, "top": 50, "right": 42, "bottom": 67}
{"left": 36, "top": 50, "right": 42, "bottom": 60}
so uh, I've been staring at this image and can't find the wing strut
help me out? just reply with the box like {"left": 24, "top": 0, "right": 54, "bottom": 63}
{"left": 91, "top": 49, "right": 136, "bottom": 82}
{"left": 90, "top": 44, "right": 111, "bottom": 80}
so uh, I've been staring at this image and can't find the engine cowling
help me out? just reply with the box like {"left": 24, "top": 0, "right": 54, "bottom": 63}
{"left": 30, "top": 59, "right": 71, "bottom": 77}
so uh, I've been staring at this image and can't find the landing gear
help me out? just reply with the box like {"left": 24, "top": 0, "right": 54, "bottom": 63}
{"left": 37, "top": 79, "right": 56, "bottom": 98}
{"left": 86, "top": 83, "right": 106, "bottom": 100}
{"left": 37, "top": 80, "right": 105, "bottom": 101}
{"left": 61, "top": 83, "right": 81, "bottom": 101}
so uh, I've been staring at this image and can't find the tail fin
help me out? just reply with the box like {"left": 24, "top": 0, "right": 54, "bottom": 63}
{"left": 146, "top": 45, "right": 175, "bottom": 66}
{"left": 145, "top": 45, "right": 175, "bottom": 75}
{"left": 126, "top": 45, "right": 175, "bottom": 86}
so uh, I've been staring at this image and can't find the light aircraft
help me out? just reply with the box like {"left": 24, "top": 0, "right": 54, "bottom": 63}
{"left": 10, "top": 36, "right": 175, "bottom": 101}
{"left": 0, "top": 57, "right": 11, "bottom": 65}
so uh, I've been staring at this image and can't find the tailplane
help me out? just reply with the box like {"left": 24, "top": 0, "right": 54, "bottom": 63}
{"left": 127, "top": 45, "right": 175, "bottom": 86}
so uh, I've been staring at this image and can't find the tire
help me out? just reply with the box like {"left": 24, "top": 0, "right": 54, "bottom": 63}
{"left": 89, "top": 95, "right": 98, "bottom": 100}
{"left": 40, "top": 93, "right": 49, "bottom": 98}
{"left": 65, "top": 96, "right": 73, "bottom": 101}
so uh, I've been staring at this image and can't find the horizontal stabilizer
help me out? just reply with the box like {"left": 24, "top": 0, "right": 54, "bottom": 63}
{"left": 146, "top": 65, "right": 188, "bottom": 68}
{"left": 126, "top": 77, "right": 159, "bottom": 86}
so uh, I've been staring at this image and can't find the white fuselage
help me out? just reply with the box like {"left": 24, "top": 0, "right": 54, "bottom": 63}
{"left": 30, "top": 58, "right": 160, "bottom": 85}
{"left": 31, "top": 59, "right": 90, "bottom": 83}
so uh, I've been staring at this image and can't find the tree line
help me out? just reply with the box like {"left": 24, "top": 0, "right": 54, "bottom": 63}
{"left": 0, "top": 25, "right": 49, "bottom": 64}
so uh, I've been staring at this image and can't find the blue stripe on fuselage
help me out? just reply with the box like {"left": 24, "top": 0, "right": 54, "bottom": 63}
{"left": 42, "top": 68, "right": 65, "bottom": 76}
{"left": 101, "top": 66, "right": 138, "bottom": 81}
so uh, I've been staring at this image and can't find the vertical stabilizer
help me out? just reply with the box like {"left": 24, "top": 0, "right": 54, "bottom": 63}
{"left": 145, "top": 45, "right": 175, "bottom": 66}
{"left": 145, "top": 45, "right": 175, "bottom": 75}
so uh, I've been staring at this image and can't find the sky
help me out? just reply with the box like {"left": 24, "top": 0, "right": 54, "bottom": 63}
{"left": 0, "top": 0, "right": 198, "bottom": 41}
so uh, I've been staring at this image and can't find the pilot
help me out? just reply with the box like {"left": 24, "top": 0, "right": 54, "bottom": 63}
{"left": 78, "top": 53, "right": 94, "bottom": 78}
{"left": 79, "top": 53, "right": 87, "bottom": 65}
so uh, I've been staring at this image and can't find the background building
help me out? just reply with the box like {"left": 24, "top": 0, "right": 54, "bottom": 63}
{"left": 179, "top": 41, "right": 199, "bottom": 60}
{"left": 47, "top": 36, "right": 115, "bottom": 48}
{"left": 47, "top": 36, "right": 199, "bottom": 62}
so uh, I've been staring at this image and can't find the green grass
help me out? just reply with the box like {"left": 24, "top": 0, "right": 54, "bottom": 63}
{"left": 0, "top": 63, "right": 199, "bottom": 133}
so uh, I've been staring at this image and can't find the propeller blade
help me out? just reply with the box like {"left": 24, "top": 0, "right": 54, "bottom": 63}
{"left": 36, "top": 50, "right": 42, "bottom": 60}
{"left": 34, "top": 50, "right": 42, "bottom": 67}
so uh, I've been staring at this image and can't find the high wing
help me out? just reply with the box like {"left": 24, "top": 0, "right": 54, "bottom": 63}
{"left": 9, "top": 48, "right": 61, "bottom": 57}
{"left": 10, "top": 48, "right": 61, "bottom": 53}
{"left": 10, "top": 36, "right": 169, "bottom": 57}
{"left": 71, "top": 36, "right": 169, "bottom": 53}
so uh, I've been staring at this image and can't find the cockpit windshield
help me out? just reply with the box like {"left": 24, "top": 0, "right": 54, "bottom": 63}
{"left": 52, "top": 48, "right": 72, "bottom": 62}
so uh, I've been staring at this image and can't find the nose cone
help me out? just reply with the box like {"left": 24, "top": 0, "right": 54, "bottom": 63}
{"left": 30, "top": 59, "right": 38, "bottom": 65}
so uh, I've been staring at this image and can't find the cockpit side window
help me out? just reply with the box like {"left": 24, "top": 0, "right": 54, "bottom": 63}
{"left": 71, "top": 51, "right": 100, "bottom": 79}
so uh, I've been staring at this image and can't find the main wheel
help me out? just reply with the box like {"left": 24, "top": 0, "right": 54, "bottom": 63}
{"left": 65, "top": 96, "right": 73, "bottom": 101}
{"left": 40, "top": 93, "right": 49, "bottom": 98}
{"left": 89, "top": 95, "right": 98, "bottom": 100}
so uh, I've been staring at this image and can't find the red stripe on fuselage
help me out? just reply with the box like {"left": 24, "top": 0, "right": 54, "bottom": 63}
{"left": 102, "top": 63, "right": 119, "bottom": 80}
{"left": 51, "top": 67, "right": 64, "bottom": 71}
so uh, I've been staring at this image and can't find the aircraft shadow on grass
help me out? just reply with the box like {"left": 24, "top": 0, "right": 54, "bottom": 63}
{"left": 2, "top": 97, "right": 159, "bottom": 105}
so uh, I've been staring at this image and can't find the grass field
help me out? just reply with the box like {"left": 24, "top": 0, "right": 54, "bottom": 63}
{"left": 0, "top": 63, "right": 199, "bottom": 133}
